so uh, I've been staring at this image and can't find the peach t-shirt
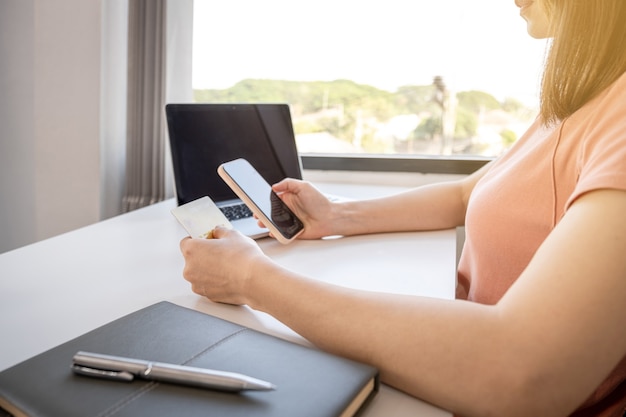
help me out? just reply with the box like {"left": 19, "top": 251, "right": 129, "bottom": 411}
{"left": 457, "top": 72, "right": 626, "bottom": 416}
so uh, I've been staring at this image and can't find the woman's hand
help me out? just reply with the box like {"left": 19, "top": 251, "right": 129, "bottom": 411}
{"left": 269, "top": 178, "right": 337, "bottom": 239}
{"left": 179, "top": 226, "right": 273, "bottom": 305}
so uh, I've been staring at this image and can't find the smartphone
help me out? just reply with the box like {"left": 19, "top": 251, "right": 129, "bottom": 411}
{"left": 217, "top": 158, "right": 304, "bottom": 244}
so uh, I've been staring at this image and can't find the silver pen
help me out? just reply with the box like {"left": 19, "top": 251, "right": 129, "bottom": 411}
{"left": 72, "top": 351, "right": 276, "bottom": 392}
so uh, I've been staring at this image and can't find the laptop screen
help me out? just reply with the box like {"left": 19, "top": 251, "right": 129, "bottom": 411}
{"left": 166, "top": 103, "right": 302, "bottom": 205}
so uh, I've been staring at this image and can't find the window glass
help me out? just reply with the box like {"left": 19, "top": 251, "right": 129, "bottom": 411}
{"left": 192, "top": 0, "right": 548, "bottom": 157}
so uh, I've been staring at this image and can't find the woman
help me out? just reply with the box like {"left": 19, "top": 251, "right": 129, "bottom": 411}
{"left": 180, "top": 0, "right": 626, "bottom": 415}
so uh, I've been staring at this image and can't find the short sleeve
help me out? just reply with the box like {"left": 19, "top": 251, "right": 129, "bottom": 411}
{"left": 566, "top": 76, "right": 626, "bottom": 209}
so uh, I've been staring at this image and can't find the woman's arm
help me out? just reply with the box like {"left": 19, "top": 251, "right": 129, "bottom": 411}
{"left": 181, "top": 188, "right": 626, "bottom": 417}
{"left": 272, "top": 161, "right": 493, "bottom": 239}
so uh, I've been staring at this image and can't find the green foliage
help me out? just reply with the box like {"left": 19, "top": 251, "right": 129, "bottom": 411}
{"left": 501, "top": 97, "right": 525, "bottom": 113}
{"left": 500, "top": 128, "right": 517, "bottom": 146}
{"left": 413, "top": 115, "right": 441, "bottom": 140}
{"left": 194, "top": 79, "right": 530, "bottom": 153}
{"left": 394, "top": 84, "right": 439, "bottom": 114}
{"left": 502, "top": 97, "right": 536, "bottom": 121}
{"left": 195, "top": 78, "right": 396, "bottom": 115}
{"left": 457, "top": 90, "right": 501, "bottom": 113}
{"left": 454, "top": 107, "right": 478, "bottom": 139}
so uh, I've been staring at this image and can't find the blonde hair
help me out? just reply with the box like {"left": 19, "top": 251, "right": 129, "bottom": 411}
{"left": 540, "top": 0, "right": 626, "bottom": 125}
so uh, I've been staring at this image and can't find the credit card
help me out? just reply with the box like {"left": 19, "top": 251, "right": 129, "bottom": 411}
{"left": 171, "top": 196, "right": 233, "bottom": 239}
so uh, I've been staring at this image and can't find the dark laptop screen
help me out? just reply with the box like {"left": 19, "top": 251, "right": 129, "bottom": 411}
{"left": 166, "top": 103, "right": 302, "bottom": 205}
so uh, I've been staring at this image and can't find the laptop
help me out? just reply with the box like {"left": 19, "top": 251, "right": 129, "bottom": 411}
{"left": 165, "top": 103, "right": 303, "bottom": 239}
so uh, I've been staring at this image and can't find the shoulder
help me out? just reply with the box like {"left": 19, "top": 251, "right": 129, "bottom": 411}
{"left": 567, "top": 71, "right": 626, "bottom": 123}
{"left": 564, "top": 72, "right": 626, "bottom": 208}
{"left": 560, "top": 70, "right": 626, "bottom": 154}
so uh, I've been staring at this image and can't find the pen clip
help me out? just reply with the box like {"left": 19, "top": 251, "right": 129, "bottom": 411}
{"left": 72, "top": 364, "right": 135, "bottom": 382}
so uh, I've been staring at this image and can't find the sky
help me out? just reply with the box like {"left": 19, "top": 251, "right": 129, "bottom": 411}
{"left": 192, "top": 0, "right": 549, "bottom": 105}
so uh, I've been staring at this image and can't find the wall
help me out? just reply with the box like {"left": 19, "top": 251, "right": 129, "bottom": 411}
{"left": 0, "top": 0, "right": 101, "bottom": 253}
{"left": 0, "top": 0, "right": 37, "bottom": 252}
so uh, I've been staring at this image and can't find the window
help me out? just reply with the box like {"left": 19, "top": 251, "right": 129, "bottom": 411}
{"left": 192, "top": 0, "right": 547, "bottom": 173}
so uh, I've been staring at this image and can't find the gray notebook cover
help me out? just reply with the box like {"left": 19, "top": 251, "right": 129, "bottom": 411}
{"left": 0, "top": 302, "right": 378, "bottom": 417}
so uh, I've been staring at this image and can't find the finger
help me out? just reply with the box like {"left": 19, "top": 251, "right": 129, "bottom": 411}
{"left": 179, "top": 236, "right": 193, "bottom": 253}
{"left": 211, "top": 225, "right": 231, "bottom": 239}
{"left": 190, "top": 282, "right": 206, "bottom": 297}
{"left": 272, "top": 178, "right": 300, "bottom": 194}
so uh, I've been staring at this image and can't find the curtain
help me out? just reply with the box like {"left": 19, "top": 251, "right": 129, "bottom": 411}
{"left": 123, "top": 0, "right": 167, "bottom": 212}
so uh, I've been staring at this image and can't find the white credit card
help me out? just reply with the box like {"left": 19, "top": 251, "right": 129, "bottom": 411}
{"left": 170, "top": 196, "right": 233, "bottom": 239}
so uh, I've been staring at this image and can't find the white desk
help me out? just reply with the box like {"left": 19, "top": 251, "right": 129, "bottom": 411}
{"left": 0, "top": 183, "right": 455, "bottom": 417}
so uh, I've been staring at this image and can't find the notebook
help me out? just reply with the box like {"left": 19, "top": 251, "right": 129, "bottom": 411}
{"left": 0, "top": 302, "right": 379, "bottom": 417}
{"left": 165, "top": 103, "right": 303, "bottom": 239}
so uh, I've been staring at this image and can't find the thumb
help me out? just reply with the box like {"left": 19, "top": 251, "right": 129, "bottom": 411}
{"left": 210, "top": 224, "right": 232, "bottom": 239}
{"left": 272, "top": 178, "right": 299, "bottom": 194}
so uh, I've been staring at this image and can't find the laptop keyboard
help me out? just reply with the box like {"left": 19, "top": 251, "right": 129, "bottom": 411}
{"left": 220, "top": 203, "right": 253, "bottom": 220}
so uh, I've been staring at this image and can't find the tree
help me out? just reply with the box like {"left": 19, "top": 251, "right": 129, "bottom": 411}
{"left": 457, "top": 90, "right": 501, "bottom": 113}
{"left": 193, "top": 79, "right": 531, "bottom": 154}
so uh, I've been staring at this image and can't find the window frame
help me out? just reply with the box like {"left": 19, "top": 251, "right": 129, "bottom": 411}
{"left": 301, "top": 154, "right": 491, "bottom": 175}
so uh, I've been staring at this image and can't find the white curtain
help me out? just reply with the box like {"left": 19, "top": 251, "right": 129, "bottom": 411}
{"left": 123, "top": 0, "right": 167, "bottom": 212}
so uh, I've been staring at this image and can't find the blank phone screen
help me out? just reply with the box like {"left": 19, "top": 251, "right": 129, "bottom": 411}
{"left": 223, "top": 159, "right": 304, "bottom": 240}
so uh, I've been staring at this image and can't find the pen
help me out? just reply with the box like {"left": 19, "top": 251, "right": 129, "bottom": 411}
{"left": 72, "top": 351, "right": 276, "bottom": 392}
